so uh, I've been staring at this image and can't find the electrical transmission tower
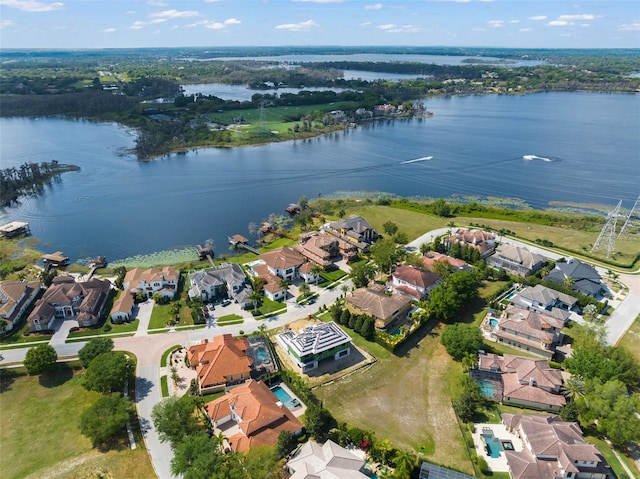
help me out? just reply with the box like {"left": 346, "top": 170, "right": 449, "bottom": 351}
{"left": 591, "top": 200, "right": 622, "bottom": 258}
{"left": 618, "top": 195, "right": 640, "bottom": 238}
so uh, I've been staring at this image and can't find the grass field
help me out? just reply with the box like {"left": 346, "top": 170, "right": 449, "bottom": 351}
{"left": 315, "top": 320, "right": 472, "bottom": 473}
{"left": 617, "top": 314, "right": 640, "bottom": 364}
{"left": 0, "top": 368, "right": 155, "bottom": 479}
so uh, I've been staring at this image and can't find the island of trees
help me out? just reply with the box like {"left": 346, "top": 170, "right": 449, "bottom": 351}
{"left": 0, "top": 160, "right": 80, "bottom": 206}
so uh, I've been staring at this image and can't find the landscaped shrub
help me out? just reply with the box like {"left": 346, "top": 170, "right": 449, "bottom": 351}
{"left": 477, "top": 456, "right": 489, "bottom": 474}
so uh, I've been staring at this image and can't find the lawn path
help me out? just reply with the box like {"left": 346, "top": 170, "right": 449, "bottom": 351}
{"left": 25, "top": 451, "right": 103, "bottom": 479}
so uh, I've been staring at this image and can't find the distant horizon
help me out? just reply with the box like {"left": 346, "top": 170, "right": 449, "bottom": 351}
{"left": 1, "top": 0, "right": 638, "bottom": 50}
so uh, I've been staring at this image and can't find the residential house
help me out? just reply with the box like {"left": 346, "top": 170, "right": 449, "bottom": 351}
{"left": 204, "top": 379, "right": 303, "bottom": 452}
{"left": 502, "top": 414, "right": 612, "bottom": 479}
{"left": 123, "top": 266, "right": 179, "bottom": 299}
{"left": 322, "top": 216, "right": 379, "bottom": 253}
{"left": 444, "top": 228, "right": 496, "bottom": 257}
{"left": 28, "top": 275, "right": 110, "bottom": 331}
{"left": 110, "top": 291, "right": 135, "bottom": 323}
{"left": 545, "top": 258, "right": 605, "bottom": 298}
{"left": 510, "top": 284, "right": 577, "bottom": 319}
{"left": 486, "top": 244, "right": 547, "bottom": 277}
{"left": 472, "top": 353, "right": 566, "bottom": 411}
{"left": 188, "top": 263, "right": 253, "bottom": 309}
{"left": 258, "top": 246, "right": 306, "bottom": 281}
{"left": 286, "top": 439, "right": 370, "bottom": 479}
{"left": 276, "top": 321, "right": 352, "bottom": 373}
{"left": 0, "top": 280, "right": 40, "bottom": 332}
{"left": 187, "top": 334, "right": 253, "bottom": 395}
{"left": 250, "top": 263, "right": 286, "bottom": 301}
{"left": 421, "top": 251, "right": 470, "bottom": 272}
{"left": 295, "top": 231, "right": 339, "bottom": 269}
{"left": 482, "top": 305, "right": 566, "bottom": 360}
{"left": 388, "top": 264, "right": 441, "bottom": 300}
{"left": 346, "top": 284, "right": 413, "bottom": 329}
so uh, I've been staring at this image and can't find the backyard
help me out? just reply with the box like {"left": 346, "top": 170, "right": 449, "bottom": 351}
{"left": 0, "top": 367, "right": 155, "bottom": 479}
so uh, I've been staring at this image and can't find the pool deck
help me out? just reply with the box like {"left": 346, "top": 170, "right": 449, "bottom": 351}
{"left": 472, "top": 423, "right": 524, "bottom": 472}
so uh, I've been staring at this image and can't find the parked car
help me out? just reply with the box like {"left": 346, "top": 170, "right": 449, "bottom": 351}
{"left": 221, "top": 299, "right": 231, "bottom": 307}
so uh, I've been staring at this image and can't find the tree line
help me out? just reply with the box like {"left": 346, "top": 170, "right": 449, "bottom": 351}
{"left": 0, "top": 160, "right": 79, "bottom": 206}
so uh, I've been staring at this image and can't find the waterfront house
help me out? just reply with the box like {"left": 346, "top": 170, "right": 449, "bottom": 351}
{"left": 258, "top": 246, "right": 306, "bottom": 281}
{"left": 249, "top": 263, "right": 286, "bottom": 301}
{"left": 187, "top": 334, "right": 253, "bottom": 395}
{"left": 389, "top": 264, "right": 441, "bottom": 300}
{"left": 545, "top": 258, "right": 605, "bottom": 298}
{"left": 28, "top": 275, "right": 110, "bottom": 331}
{"left": 295, "top": 231, "right": 339, "bottom": 268}
{"left": 509, "top": 284, "right": 577, "bottom": 318}
{"left": 346, "top": 284, "right": 413, "bottom": 329}
{"left": 322, "top": 216, "right": 379, "bottom": 253}
{"left": 204, "top": 379, "right": 303, "bottom": 452}
{"left": 0, "top": 280, "right": 40, "bottom": 333}
{"left": 444, "top": 228, "right": 496, "bottom": 257}
{"left": 276, "top": 321, "right": 352, "bottom": 373}
{"left": 286, "top": 439, "right": 370, "bottom": 479}
{"left": 188, "top": 263, "right": 253, "bottom": 309}
{"left": 482, "top": 305, "right": 566, "bottom": 360}
{"left": 123, "top": 266, "right": 179, "bottom": 299}
{"left": 486, "top": 244, "right": 546, "bottom": 277}
{"left": 472, "top": 352, "right": 565, "bottom": 411}
{"left": 110, "top": 290, "right": 135, "bottom": 323}
{"left": 501, "top": 414, "right": 612, "bottom": 479}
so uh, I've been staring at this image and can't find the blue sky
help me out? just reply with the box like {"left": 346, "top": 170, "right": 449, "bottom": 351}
{"left": 0, "top": 0, "right": 638, "bottom": 49}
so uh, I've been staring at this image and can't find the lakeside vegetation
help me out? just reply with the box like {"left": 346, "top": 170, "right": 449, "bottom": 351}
{"left": 0, "top": 160, "right": 80, "bottom": 207}
{"left": 1, "top": 46, "right": 638, "bottom": 160}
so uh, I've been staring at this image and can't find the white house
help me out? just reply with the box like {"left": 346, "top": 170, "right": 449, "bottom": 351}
{"left": 123, "top": 266, "right": 179, "bottom": 299}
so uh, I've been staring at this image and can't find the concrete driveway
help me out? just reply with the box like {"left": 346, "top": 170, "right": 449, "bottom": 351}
{"left": 134, "top": 299, "right": 155, "bottom": 336}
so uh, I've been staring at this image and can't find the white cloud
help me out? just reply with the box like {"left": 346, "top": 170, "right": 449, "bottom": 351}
{"left": 558, "top": 14, "right": 596, "bottom": 21}
{"left": 509, "top": 20, "right": 519, "bottom": 24}
{"left": 275, "top": 19, "right": 319, "bottom": 31}
{"left": 291, "top": 0, "right": 343, "bottom": 3}
{"left": 548, "top": 20, "right": 569, "bottom": 27}
{"left": 225, "top": 18, "right": 241, "bottom": 25}
{"left": 365, "top": 3, "right": 382, "bottom": 9}
{"left": 147, "top": 0, "right": 167, "bottom": 6}
{"left": 529, "top": 15, "right": 547, "bottom": 21}
{"left": 472, "top": 27, "right": 486, "bottom": 32}
{"left": 376, "top": 23, "right": 422, "bottom": 33}
{"left": 197, "top": 18, "right": 242, "bottom": 29}
{"left": 0, "top": 0, "right": 63, "bottom": 12}
{"left": 150, "top": 18, "right": 167, "bottom": 24}
{"left": 519, "top": 27, "right": 532, "bottom": 32}
{"left": 150, "top": 9, "right": 200, "bottom": 19}
{"left": 619, "top": 22, "right": 640, "bottom": 31}
{"left": 360, "top": 21, "right": 372, "bottom": 26}
{"left": 102, "top": 27, "right": 116, "bottom": 33}
{"left": 487, "top": 20, "right": 504, "bottom": 28}
{"left": 0, "top": 19, "right": 15, "bottom": 28}
{"left": 131, "top": 21, "right": 146, "bottom": 30}
{"left": 203, "top": 0, "right": 222, "bottom": 3}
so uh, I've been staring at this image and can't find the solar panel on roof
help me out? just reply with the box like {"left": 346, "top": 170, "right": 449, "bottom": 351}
{"left": 419, "top": 462, "right": 477, "bottom": 479}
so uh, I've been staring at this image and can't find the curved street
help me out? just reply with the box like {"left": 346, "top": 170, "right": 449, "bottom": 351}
{"left": 2, "top": 228, "right": 638, "bottom": 478}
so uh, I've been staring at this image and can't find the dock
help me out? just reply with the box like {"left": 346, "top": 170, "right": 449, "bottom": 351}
{"left": 228, "top": 234, "right": 249, "bottom": 246}
{"left": 0, "top": 221, "right": 31, "bottom": 238}
{"left": 236, "top": 243, "right": 260, "bottom": 255}
{"left": 41, "top": 251, "right": 69, "bottom": 270}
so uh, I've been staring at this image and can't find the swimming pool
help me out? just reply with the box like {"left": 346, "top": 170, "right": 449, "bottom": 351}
{"left": 482, "top": 432, "right": 503, "bottom": 458}
{"left": 255, "top": 346, "right": 270, "bottom": 363}
{"left": 478, "top": 380, "right": 496, "bottom": 398}
{"left": 271, "top": 385, "right": 299, "bottom": 409}
{"left": 489, "top": 318, "right": 498, "bottom": 327}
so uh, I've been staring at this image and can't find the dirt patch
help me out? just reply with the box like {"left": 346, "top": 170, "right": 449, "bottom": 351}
{"left": 25, "top": 451, "right": 104, "bottom": 479}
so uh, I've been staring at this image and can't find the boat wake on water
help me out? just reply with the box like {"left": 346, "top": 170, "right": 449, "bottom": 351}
{"left": 400, "top": 156, "right": 434, "bottom": 164}
{"left": 523, "top": 154, "right": 554, "bottom": 162}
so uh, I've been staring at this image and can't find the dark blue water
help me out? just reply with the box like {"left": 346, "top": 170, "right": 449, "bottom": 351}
{"left": 1, "top": 92, "right": 638, "bottom": 263}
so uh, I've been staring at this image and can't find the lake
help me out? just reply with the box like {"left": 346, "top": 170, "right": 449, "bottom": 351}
{"left": 0, "top": 92, "right": 638, "bottom": 263}
{"left": 180, "top": 83, "right": 353, "bottom": 102}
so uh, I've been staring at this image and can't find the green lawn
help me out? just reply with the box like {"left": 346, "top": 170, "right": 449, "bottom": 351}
{"left": 0, "top": 367, "right": 155, "bottom": 479}
{"left": 148, "top": 302, "right": 195, "bottom": 330}
{"left": 585, "top": 436, "right": 639, "bottom": 479}
{"left": 66, "top": 319, "right": 140, "bottom": 339}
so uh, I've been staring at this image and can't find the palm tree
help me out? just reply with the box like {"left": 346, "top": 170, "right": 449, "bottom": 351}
{"left": 562, "top": 376, "right": 585, "bottom": 401}
{"left": 392, "top": 449, "right": 416, "bottom": 479}
{"left": 249, "top": 290, "right": 263, "bottom": 313}
{"left": 340, "top": 283, "right": 350, "bottom": 298}
{"left": 299, "top": 281, "right": 310, "bottom": 298}
{"left": 310, "top": 264, "right": 323, "bottom": 285}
